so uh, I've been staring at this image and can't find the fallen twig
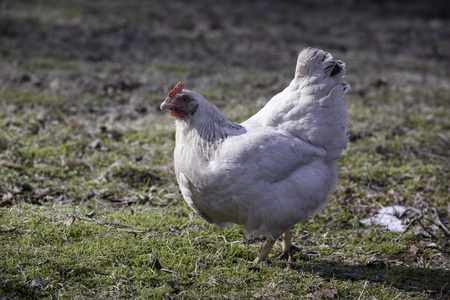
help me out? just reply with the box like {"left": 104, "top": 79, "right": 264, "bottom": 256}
{"left": 395, "top": 209, "right": 423, "bottom": 243}
{"left": 417, "top": 218, "right": 438, "bottom": 239}
{"left": 68, "top": 215, "right": 151, "bottom": 233}
{"left": 398, "top": 207, "right": 420, "bottom": 218}
{"left": 442, "top": 237, "right": 449, "bottom": 252}
{"left": 67, "top": 207, "right": 174, "bottom": 234}
{"left": 432, "top": 207, "right": 449, "bottom": 236}
{"left": 396, "top": 206, "right": 448, "bottom": 244}
{"left": 150, "top": 207, "right": 174, "bottom": 231}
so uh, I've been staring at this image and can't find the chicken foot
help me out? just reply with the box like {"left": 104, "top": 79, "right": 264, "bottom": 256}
{"left": 253, "top": 230, "right": 300, "bottom": 263}
{"left": 273, "top": 230, "right": 301, "bottom": 262}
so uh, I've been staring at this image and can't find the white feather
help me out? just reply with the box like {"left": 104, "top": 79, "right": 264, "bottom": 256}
{"left": 169, "top": 48, "right": 349, "bottom": 240}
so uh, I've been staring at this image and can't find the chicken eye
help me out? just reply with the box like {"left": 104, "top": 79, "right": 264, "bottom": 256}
{"left": 182, "top": 96, "right": 189, "bottom": 102}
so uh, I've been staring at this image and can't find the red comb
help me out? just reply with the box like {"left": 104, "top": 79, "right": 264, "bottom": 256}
{"left": 168, "top": 82, "right": 184, "bottom": 97}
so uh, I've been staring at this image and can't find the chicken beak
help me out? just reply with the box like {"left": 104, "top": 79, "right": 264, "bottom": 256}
{"left": 160, "top": 97, "right": 175, "bottom": 111}
{"left": 161, "top": 97, "right": 187, "bottom": 117}
{"left": 161, "top": 95, "right": 192, "bottom": 117}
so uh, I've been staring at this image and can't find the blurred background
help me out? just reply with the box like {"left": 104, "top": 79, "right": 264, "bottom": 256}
{"left": 1, "top": 0, "right": 449, "bottom": 104}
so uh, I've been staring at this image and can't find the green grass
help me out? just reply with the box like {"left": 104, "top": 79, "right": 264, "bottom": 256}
{"left": 1, "top": 0, "right": 449, "bottom": 299}
{"left": 2, "top": 203, "right": 448, "bottom": 299}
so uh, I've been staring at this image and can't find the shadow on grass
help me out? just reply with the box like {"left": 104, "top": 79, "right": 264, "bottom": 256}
{"left": 264, "top": 257, "right": 449, "bottom": 298}
{"left": 0, "top": 278, "right": 48, "bottom": 300}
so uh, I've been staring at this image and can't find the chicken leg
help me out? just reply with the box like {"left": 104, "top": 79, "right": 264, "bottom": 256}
{"left": 253, "top": 230, "right": 300, "bottom": 263}
{"left": 273, "top": 230, "right": 301, "bottom": 262}
{"left": 253, "top": 237, "right": 276, "bottom": 263}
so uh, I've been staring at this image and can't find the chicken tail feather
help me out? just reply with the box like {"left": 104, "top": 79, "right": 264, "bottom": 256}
{"left": 246, "top": 48, "right": 349, "bottom": 161}
{"left": 292, "top": 48, "right": 349, "bottom": 159}
{"left": 295, "top": 48, "right": 346, "bottom": 82}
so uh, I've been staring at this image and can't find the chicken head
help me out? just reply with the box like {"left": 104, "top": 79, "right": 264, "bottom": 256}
{"left": 160, "top": 82, "right": 199, "bottom": 117}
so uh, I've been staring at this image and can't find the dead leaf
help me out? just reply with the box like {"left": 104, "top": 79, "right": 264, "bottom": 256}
{"left": 55, "top": 115, "right": 68, "bottom": 126}
{"left": 303, "top": 249, "right": 320, "bottom": 256}
{"left": 323, "top": 288, "right": 338, "bottom": 298}
{"left": 188, "top": 225, "right": 199, "bottom": 231}
{"left": 0, "top": 161, "right": 23, "bottom": 170}
{"left": 36, "top": 109, "right": 47, "bottom": 124}
{"left": 0, "top": 199, "right": 12, "bottom": 207}
{"left": 1, "top": 191, "right": 14, "bottom": 207}
{"left": 413, "top": 226, "right": 425, "bottom": 236}
{"left": 30, "top": 279, "right": 45, "bottom": 289}
{"left": 30, "top": 188, "right": 52, "bottom": 200}
{"left": 388, "top": 260, "right": 404, "bottom": 265}
{"left": 409, "top": 244, "right": 420, "bottom": 256}
{"left": 100, "top": 125, "right": 123, "bottom": 140}
{"left": 150, "top": 258, "right": 163, "bottom": 270}
{"left": 34, "top": 188, "right": 50, "bottom": 195}
{"left": 71, "top": 123, "right": 81, "bottom": 129}
{"left": 424, "top": 242, "right": 439, "bottom": 249}
{"left": 81, "top": 191, "right": 95, "bottom": 202}
{"left": 132, "top": 154, "right": 144, "bottom": 162}
{"left": 15, "top": 179, "right": 33, "bottom": 192}
{"left": 305, "top": 291, "right": 323, "bottom": 299}
{"left": 60, "top": 215, "right": 75, "bottom": 227}
{"left": 88, "top": 139, "right": 101, "bottom": 149}
{"left": 367, "top": 256, "right": 387, "bottom": 267}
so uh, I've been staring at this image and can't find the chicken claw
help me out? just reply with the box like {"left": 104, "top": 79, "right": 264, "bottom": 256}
{"left": 273, "top": 230, "right": 301, "bottom": 262}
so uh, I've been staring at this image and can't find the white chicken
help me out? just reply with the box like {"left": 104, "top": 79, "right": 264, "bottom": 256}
{"left": 160, "top": 48, "right": 349, "bottom": 263}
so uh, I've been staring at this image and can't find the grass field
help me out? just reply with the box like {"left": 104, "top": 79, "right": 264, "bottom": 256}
{"left": 1, "top": 0, "right": 449, "bottom": 299}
